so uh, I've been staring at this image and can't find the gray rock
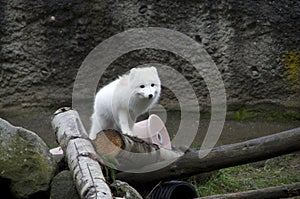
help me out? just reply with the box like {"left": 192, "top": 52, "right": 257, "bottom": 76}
{"left": 50, "top": 170, "right": 80, "bottom": 199}
{"left": 0, "top": 118, "right": 55, "bottom": 198}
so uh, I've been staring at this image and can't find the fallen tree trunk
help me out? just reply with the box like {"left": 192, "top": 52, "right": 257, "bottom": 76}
{"left": 52, "top": 107, "right": 113, "bottom": 199}
{"left": 117, "top": 127, "right": 300, "bottom": 187}
{"left": 92, "top": 129, "right": 182, "bottom": 171}
{"left": 197, "top": 182, "right": 300, "bottom": 199}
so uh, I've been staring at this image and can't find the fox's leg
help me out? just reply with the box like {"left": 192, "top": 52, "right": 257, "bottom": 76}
{"left": 118, "top": 110, "right": 134, "bottom": 136}
{"left": 90, "top": 112, "right": 102, "bottom": 140}
{"left": 90, "top": 112, "right": 115, "bottom": 139}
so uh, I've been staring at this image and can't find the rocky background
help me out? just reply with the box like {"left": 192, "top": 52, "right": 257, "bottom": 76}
{"left": 1, "top": 0, "right": 299, "bottom": 112}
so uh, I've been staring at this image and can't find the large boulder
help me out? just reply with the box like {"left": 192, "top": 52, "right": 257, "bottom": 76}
{"left": 0, "top": 118, "right": 56, "bottom": 198}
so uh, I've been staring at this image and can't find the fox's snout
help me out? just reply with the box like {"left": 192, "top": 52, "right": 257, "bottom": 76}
{"left": 137, "top": 85, "right": 158, "bottom": 99}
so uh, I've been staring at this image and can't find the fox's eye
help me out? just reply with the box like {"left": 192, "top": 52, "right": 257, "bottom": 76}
{"left": 151, "top": 84, "right": 155, "bottom": 87}
{"left": 140, "top": 85, "right": 145, "bottom": 88}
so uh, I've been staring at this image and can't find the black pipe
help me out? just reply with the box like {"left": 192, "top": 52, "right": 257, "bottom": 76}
{"left": 150, "top": 180, "right": 197, "bottom": 199}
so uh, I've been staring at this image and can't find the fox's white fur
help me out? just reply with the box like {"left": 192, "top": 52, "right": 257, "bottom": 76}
{"left": 89, "top": 67, "right": 161, "bottom": 139}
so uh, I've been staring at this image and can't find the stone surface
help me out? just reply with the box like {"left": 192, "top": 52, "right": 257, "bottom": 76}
{"left": 0, "top": 0, "right": 299, "bottom": 111}
{"left": 50, "top": 170, "right": 80, "bottom": 199}
{"left": 0, "top": 118, "right": 55, "bottom": 198}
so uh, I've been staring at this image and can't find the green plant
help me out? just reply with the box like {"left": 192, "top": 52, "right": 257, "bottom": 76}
{"left": 191, "top": 152, "right": 300, "bottom": 197}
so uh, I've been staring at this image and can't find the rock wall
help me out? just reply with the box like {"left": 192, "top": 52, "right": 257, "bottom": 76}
{"left": 0, "top": 0, "right": 299, "bottom": 111}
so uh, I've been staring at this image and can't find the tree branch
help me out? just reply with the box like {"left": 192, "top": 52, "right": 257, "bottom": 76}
{"left": 197, "top": 182, "right": 300, "bottom": 199}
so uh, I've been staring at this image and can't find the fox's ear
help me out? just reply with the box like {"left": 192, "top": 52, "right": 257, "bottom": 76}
{"left": 130, "top": 68, "right": 137, "bottom": 73}
{"left": 150, "top": 66, "right": 158, "bottom": 74}
{"left": 130, "top": 68, "right": 137, "bottom": 79}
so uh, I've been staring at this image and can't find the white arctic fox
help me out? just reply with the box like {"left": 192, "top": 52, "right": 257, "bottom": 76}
{"left": 89, "top": 67, "right": 161, "bottom": 139}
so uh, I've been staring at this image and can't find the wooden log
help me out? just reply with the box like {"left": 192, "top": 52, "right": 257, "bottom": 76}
{"left": 197, "top": 182, "right": 300, "bottom": 199}
{"left": 116, "top": 127, "right": 300, "bottom": 188}
{"left": 92, "top": 129, "right": 183, "bottom": 172}
{"left": 52, "top": 107, "right": 113, "bottom": 199}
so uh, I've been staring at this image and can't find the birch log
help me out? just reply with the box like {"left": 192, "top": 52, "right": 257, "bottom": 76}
{"left": 52, "top": 107, "right": 113, "bottom": 199}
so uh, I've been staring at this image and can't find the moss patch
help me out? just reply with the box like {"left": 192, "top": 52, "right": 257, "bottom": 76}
{"left": 283, "top": 50, "right": 300, "bottom": 91}
{"left": 228, "top": 108, "right": 300, "bottom": 123}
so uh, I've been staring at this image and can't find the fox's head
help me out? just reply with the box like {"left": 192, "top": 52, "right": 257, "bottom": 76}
{"left": 129, "top": 67, "right": 161, "bottom": 100}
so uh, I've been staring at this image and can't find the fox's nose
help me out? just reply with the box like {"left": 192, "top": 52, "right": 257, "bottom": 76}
{"left": 148, "top": 94, "right": 153, "bottom": 99}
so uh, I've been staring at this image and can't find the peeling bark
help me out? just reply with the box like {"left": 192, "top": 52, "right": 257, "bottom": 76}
{"left": 52, "top": 107, "right": 113, "bottom": 199}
